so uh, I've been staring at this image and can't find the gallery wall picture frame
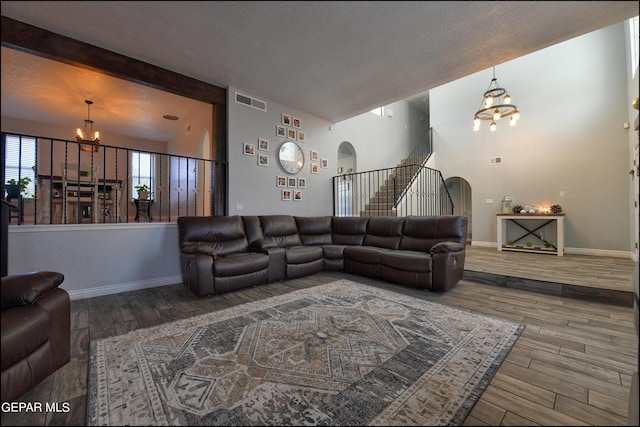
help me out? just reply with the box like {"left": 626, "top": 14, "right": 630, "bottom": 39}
{"left": 276, "top": 125, "right": 286, "bottom": 137}
{"left": 277, "top": 176, "right": 287, "bottom": 187}
{"left": 297, "top": 177, "right": 306, "bottom": 188}
{"left": 282, "top": 114, "right": 292, "bottom": 126}
{"left": 321, "top": 159, "right": 328, "bottom": 168}
{"left": 310, "top": 150, "right": 319, "bottom": 162}
{"left": 311, "top": 163, "right": 319, "bottom": 174}
{"left": 258, "top": 154, "right": 269, "bottom": 166}
{"left": 287, "top": 128, "right": 296, "bottom": 139}
{"left": 282, "top": 189, "right": 292, "bottom": 201}
{"left": 243, "top": 142, "right": 255, "bottom": 156}
{"left": 294, "top": 190, "right": 302, "bottom": 201}
{"left": 292, "top": 117, "right": 301, "bottom": 128}
{"left": 258, "top": 138, "right": 269, "bottom": 150}
{"left": 288, "top": 177, "right": 297, "bottom": 188}
{"left": 297, "top": 130, "right": 305, "bottom": 142}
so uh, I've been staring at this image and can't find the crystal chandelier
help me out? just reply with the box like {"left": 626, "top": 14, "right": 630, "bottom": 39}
{"left": 473, "top": 67, "right": 520, "bottom": 132}
{"left": 76, "top": 100, "right": 100, "bottom": 152}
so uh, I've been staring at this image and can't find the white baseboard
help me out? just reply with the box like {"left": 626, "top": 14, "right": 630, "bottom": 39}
{"left": 470, "top": 241, "right": 496, "bottom": 248}
{"left": 471, "top": 241, "right": 635, "bottom": 260}
{"left": 65, "top": 275, "right": 183, "bottom": 301}
{"left": 564, "top": 247, "right": 635, "bottom": 259}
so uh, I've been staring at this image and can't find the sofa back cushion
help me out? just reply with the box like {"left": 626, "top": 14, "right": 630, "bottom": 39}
{"left": 260, "top": 215, "right": 302, "bottom": 247}
{"left": 295, "top": 216, "right": 332, "bottom": 245}
{"left": 400, "top": 215, "right": 467, "bottom": 251}
{"left": 177, "top": 216, "right": 249, "bottom": 255}
{"left": 362, "top": 216, "right": 404, "bottom": 249}
{"left": 332, "top": 217, "right": 369, "bottom": 245}
{"left": 242, "top": 216, "right": 265, "bottom": 246}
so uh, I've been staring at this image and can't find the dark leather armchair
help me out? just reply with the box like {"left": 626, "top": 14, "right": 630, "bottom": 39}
{"left": 1, "top": 271, "right": 70, "bottom": 402}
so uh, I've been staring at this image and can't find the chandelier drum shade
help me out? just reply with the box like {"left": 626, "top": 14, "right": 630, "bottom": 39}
{"left": 473, "top": 67, "right": 520, "bottom": 132}
{"left": 76, "top": 100, "right": 100, "bottom": 152}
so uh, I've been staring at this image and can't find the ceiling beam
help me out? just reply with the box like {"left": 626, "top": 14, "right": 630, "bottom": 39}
{"left": 1, "top": 15, "right": 226, "bottom": 106}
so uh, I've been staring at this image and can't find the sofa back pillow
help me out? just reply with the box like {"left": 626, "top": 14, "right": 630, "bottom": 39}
{"left": 260, "top": 215, "right": 303, "bottom": 247}
{"left": 177, "top": 216, "right": 249, "bottom": 256}
{"left": 362, "top": 216, "right": 404, "bottom": 249}
{"left": 295, "top": 216, "right": 332, "bottom": 245}
{"left": 400, "top": 215, "right": 467, "bottom": 251}
{"left": 332, "top": 217, "right": 369, "bottom": 245}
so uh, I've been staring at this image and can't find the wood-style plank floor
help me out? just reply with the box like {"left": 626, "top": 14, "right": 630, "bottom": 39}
{"left": 465, "top": 245, "right": 635, "bottom": 292}
{"left": 1, "top": 270, "right": 637, "bottom": 426}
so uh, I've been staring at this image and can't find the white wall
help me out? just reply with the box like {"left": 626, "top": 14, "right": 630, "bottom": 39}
{"left": 227, "top": 87, "right": 424, "bottom": 216}
{"left": 430, "top": 22, "right": 632, "bottom": 255}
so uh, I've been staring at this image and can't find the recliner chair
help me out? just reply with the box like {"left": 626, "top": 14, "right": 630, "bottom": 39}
{"left": 1, "top": 271, "right": 70, "bottom": 402}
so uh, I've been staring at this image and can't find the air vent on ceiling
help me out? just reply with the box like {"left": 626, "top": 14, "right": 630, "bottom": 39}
{"left": 489, "top": 156, "right": 502, "bottom": 165}
{"left": 235, "top": 92, "right": 267, "bottom": 112}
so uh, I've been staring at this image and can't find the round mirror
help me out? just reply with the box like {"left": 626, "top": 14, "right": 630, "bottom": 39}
{"left": 277, "top": 141, "right": 305, "bottom": 174}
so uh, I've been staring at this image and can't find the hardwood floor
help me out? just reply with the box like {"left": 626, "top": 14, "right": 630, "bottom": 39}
{"left": 1, "top": 270, "right": 637, "bottom": 426}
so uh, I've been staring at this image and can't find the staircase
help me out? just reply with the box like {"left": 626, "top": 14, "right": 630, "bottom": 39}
{"left": 359, "top": 156, "right": 426, "bottom": 216}
{"left": 333, "top": 127, "right": 454, "bottom": 217}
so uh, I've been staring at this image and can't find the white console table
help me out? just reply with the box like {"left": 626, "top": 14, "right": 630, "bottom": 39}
{"left": 496, "top": 214, "right": 565, "bottom": 256}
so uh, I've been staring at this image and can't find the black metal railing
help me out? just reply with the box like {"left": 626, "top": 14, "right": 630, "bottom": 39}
{"left": 332, "top": 164, "right": 453, "bottom": 217}
{"left": 1, "top": 132, "right": 227, "bottom": 225}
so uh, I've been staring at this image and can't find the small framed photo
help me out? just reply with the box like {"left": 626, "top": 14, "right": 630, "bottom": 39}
{"left": 294, "top": 190, "right": 302, "bottom": 201}
{"left": 282, "top": 189, "right": 292, "bottom": 201}
{"left": 297, "top": 130, "right": 305, "bottom": 142}
{"left": 311, "top": 163, "right": 319, "bottom": 174}
{"left": 276, "top": 125, "right": 286, "bottom": 137}
{"left": 243, "top": 142, "right": 255, "bottom": 156}
{"left": 310, "top": 150, "right": 319, "bottom": 162}
{"left": 321, "top": 159, "right": 328, "bottom": 168}
{"left": 282, "top": 114, "right": 292, "bottom": 126}
{"left": 337, "top": 166, "right": 343, "bottom": 174}
{"left": 258, "top": 138, "right": 269, "bottom": 150}
{"left": 287, "top": 128, "right": 296, "bottom": 139}
{"left": 297, "top": 177, "right": 306, "bottom": 188}
{"left": 277, "top": 176, "right": 287, "bottom": 187}
{"left": 292, "top": 117, "right": 301, "bottom": 128}
{"left": 258, "top": 153, "right": 269, "bottom": 167}
{"left": 288, "top": 177, "right": 297, "bottom": 188}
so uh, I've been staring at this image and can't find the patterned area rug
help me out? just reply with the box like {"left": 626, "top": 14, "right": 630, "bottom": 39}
{"left": 87, "top": 280, "right": 524, "bottom": 426}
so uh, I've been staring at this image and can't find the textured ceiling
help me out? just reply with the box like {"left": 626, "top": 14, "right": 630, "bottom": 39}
{"left": 1, "top": 1, "right": 638, "bottom": 142}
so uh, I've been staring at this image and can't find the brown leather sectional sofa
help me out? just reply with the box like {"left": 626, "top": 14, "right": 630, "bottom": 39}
{"left": 1, "top": 271, "right": 70, "bottom": 403}
{"left": 177, "top": 215, "right": 467, "bottom": 297}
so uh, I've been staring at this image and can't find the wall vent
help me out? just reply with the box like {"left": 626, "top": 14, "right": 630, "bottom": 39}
{"left": 489, "top": 156, "right": 502, "bottom": 165}
{"left": 235, "top": 92, "right": 267, "bottom": 112}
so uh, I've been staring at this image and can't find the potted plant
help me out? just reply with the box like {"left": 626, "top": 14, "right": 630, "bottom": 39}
{"left": 135, "top": 184, "right": 150, "bottom": 200}
{"left": 525, "top": 241, "right": 533, "bottom": 248}
{"left": 5, "top": 177, "right": 31, "bottom": 199}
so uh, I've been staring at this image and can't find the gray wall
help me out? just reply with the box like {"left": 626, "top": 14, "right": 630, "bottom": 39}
{"left": 430, "top": 22, "right": 632, "bottom": 255}
{"left": 227, "top": 87, "right": 425, "bottom": 216}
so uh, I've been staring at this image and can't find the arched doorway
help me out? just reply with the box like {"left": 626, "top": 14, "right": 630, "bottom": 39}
{"left": 337, "top": 141, "right": 356, "bottom": 216}
{"left": 445, "top": 176, "right": 472, "bottom": 242}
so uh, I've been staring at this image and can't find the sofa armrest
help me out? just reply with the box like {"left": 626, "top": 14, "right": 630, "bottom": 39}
{"left": 430, "top": 241, "right": 465, "bottom": 254}
{"left": 181, "top": 244, "right": 219, "bottom": 259}
{"left": 1, "top": 271, "right": 65, "bottom": 310}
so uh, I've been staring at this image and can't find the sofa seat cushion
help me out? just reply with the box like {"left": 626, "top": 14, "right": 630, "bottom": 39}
{"left": 343, "top": 246, "right": 392, "bottom": 264}
{"left": 286, "top": 246, "right": 324, "bottom": 265}
{"left": 322, "top": 244, "right": 346, "bottom": 260}
{"left": 1, "top": 305, "right": 50, "bottom": 370}
{"left": 380, "top": 250, "right": 433, "bottom": 273}
{"left": 213, "top": 252, "right": 269, "bottom": 277}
